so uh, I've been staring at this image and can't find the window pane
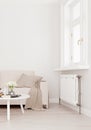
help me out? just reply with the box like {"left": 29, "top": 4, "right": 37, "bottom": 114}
{"left": 73, "top": 2, "right": 80, "bottom": 20}
{"left": 72, "top": 24, "right": 81, "bottom": 63}
{"left": 63, "top": 6, "right": 70, "bottom": 66}
{"left": 64, "top": 36, "right": 70, "bottom": 66}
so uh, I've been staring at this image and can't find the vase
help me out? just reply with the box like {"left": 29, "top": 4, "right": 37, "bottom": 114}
{"left": 8, "top": 87, "right": 15, "bottom": 96}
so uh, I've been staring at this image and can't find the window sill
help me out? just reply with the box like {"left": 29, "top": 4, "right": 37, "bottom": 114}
{"left": 55, "top": 65, "right": 90, "bottom": 72}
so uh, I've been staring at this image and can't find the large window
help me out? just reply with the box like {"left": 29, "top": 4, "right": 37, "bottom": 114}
{"left": 60, "top": 0, "right": 88, "bottom": 69}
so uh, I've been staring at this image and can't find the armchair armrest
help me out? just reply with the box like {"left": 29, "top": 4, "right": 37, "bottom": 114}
{"left": 40, "top": 81, "right": 49, "bottom": 108}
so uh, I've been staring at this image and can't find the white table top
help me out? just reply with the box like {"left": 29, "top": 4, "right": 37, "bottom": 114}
{"left": 0, "top": 94, "right": 30, "bottom": 100}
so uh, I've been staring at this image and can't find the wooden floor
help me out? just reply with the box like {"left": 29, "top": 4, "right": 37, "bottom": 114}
{"left": 0, "top": 103, "right": 91, "bottom": 130}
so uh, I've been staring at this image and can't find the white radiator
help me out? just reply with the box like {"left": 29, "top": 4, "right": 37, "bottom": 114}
{"left": 60, "top": 75, "right": 79, "bottom": 106}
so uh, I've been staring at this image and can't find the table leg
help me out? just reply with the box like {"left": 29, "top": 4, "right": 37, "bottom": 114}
{"left": 7, "top": 100, "right": 10, "bottom": 121}
{"left": 20, "top": 103, "right": 24, "bottom": 114}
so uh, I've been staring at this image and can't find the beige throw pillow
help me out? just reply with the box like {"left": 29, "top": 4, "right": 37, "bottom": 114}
{"left": 17, "top": 73, "right": 42, "bottom": 88}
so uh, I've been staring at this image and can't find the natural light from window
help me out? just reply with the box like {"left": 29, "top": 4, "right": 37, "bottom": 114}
{"left": 61, "top": 0, "right": 88, "bottom": 70}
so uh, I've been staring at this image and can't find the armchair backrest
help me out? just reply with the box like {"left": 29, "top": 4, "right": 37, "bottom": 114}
{"left": 0, "top": 70, "right": 35, "bottom": 88}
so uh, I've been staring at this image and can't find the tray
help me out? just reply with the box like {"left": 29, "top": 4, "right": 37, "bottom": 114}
{"left": 10, "top": 95, "right": 21, "bottom": 98}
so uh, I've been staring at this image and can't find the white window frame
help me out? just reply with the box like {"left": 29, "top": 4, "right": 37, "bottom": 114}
{"left": 60, "top": 0, "right": 88, "bottom": 69}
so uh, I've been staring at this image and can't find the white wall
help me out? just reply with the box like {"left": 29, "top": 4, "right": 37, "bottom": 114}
{"left": 1, "top": 0, "right": 91, "bottom": 114}
{"left": 0, "top": 0, "right": 60, "bottom": 100}
{"left": 81, "top": 0, "right": 91, "bottom": 116}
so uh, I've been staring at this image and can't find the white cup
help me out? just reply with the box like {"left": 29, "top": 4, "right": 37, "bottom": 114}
{"left": 3, "top": 86, "right": 8, "bottom": 95}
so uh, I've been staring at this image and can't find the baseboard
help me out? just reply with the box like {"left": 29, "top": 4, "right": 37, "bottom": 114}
{"left": 60, "top": 100, "right": 91, "bottom": 116}
{"left": 81, "top": 108, "right": 91, "bottom": 117}
{"left": 49, "top": 98, "right": 59, "bottom": 103}
{"left": 60, "top": 100, "right": 80, "bottom": 113}
{"left": 60, "top": 102, "right": 91, "bottom": 117}
{"left": 49, "top": 98, "right": 91, "bottom": 117}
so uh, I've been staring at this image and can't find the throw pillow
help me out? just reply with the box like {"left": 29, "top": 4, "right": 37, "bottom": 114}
{"left": 16, "top": 73, "right": 42, "bottom": 88}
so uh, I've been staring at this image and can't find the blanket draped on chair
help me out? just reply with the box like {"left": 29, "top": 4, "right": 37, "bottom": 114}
{"left": 25, "top": 81, "right": 42, "bottom": 110}
{"left": 16, "top": 73, "right": 43, "bottom": 110}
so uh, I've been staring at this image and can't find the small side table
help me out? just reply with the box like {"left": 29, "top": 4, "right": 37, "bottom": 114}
{"left": 0, "top": 94, "right": 29, "bottom": 121}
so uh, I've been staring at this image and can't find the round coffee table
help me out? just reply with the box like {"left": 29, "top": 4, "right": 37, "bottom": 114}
{"left": 0, "top": 94, "right": 30, "bottom": 121}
